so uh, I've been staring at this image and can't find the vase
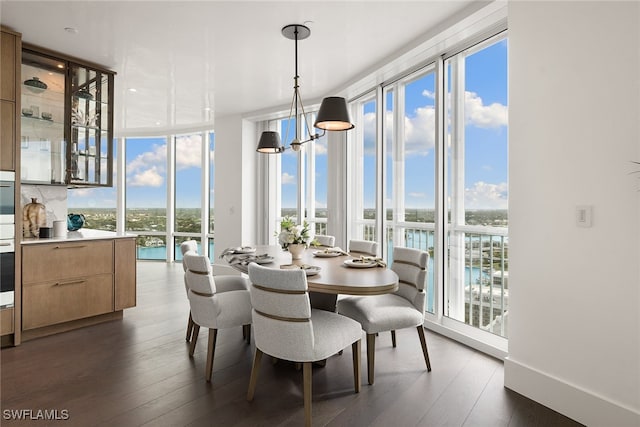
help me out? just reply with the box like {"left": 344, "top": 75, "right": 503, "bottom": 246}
{"left": 288, "top": 243, "right": 305, "bottom": 260}
{"left": 23, "top": 198, "right": 46, "bottom": 238}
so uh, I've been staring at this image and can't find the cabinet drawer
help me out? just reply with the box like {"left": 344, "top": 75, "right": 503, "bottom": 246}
{"left": 1, "top": 307, "right": 14, "bottom": 335}
{"left": 23, "top": 273, "right": 114, "bottom": 330}
{"left": 23, "top": 240, "right": 113, "bottom": 284}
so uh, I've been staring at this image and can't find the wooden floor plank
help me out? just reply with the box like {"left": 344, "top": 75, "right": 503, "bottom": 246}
{"left": 0, "top": 261, "right": 583, "bottom": 427}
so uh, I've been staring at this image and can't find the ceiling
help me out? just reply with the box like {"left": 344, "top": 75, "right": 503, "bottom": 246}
{"left": 1, "top": 1, "right": 481, "bottom": 135}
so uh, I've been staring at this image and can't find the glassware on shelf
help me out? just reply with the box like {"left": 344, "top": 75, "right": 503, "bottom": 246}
{"left": 75, "top": 88, "right": 93, "bottom": 100}
{"left": 24, "top": 76, "right": 47, "bottom": 92}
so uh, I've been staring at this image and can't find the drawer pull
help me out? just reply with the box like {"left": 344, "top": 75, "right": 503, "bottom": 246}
{"left": 54, "top": 245, "right": 87, "bottom": 249}
{"left": 0, "top": 242, "right": 11, "bottom": 246}
{"left": 55, "top": 279, "right": 86, "bottom": 286}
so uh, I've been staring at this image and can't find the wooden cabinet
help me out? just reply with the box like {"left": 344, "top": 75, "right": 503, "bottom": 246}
{"left": 1, "top": 26, "right": 21, "bottom": 347}
{"left": 1, "top": 27, "right": 20, "bottom": 172}
{"left": 0, "top": 100, "right": 15, "bottom": 171}
{"left": 22, "top": 237, "right": 136, "bottom": 337}
{"left": 0, "top": 308, "right": 14, "bottom": 335}
{"left": 1, "top": 29, "right": 17, "bottom": 102}
{"left": 23, "top": 274, "right": 113, "bottom": 330}
{"left": 22, "top": 240, "right": 113, "bottom": 284}
{"left": 20, "top": 46, "right": 114, "bottom": 186}
{"left": 115, "top": 238, "right": 136, "bottom": 310}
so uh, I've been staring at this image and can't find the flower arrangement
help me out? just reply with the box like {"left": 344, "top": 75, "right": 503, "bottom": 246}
{"left": 277, "top": 216, "right": 311, "bottom": 250}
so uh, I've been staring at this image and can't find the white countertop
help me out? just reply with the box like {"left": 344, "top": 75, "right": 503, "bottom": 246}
{"left": 21, "top": 229, "right": 137, "bottom": 245}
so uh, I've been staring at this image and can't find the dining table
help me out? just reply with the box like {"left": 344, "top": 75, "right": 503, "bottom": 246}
{"left": 222, "top": 244, "right": 399, "bottom": 311}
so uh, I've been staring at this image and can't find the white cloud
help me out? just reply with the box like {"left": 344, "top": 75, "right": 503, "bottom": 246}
{"left": 465, "top": 181, "right": 508, "bottom": 209}
{"left": 359, "top": 90, "right": 506, "bottom": 159}
{"left": 126, "top": 143, "right": 166, "bottom": 175}
{"left": 314, "top": 139, "right": 327, "bottom": 155}
{"left": 465, "top": 91, "right": 508, "bottom": 128}
{"left": 315, "top": 200, "right": 327, "bottom": 209}
{"left": 176, "top": 134, "right": 203, "bottom": 170}
{"left": 422, "top": 89, "right": 435, "bottom": 99}
{"left": 281, "top": 172, "right": 296, "bottom": 185}
{"left": 404, "top": 106, "right": 436, "bottom": 155}
{"left": 129, "top": 167, "right": 164, "bottom": 187}
{"left": 408, "top": 192, "right": 426, "bottom": 198}
{"left": 126, "top": 136, "right": 210, "bottom": 188}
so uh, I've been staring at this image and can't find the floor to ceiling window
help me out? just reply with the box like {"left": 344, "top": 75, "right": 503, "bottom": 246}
{"left": 174, "top": 132, "right": 203, "bottom": 260}
{"left": 279, "top": 117, "right": 299, "bottom": 221}
{"left": 125, "top": 136, "right": 168, "bottom": 260}
{"left": 343, "top": 31, "right": 508, "bottom": 346}
{"left": 270, "top": 112, "right": 329, "bottom": 240}
{"left": 124, "top": 131, "right": 213, "bottom": 262}
{"left": 350, "top": 94, "right": 378, "bottom": 243}
{"left": 383, "top": 67, "right": 438, "bottom": 313}
{"left": 445, "top": 35, "right": 509, "bottom": 337}
{"left": 304, "top": 112, "right": 329, "bottom": 236}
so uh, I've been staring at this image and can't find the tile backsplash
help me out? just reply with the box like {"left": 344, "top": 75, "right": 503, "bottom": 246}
{"left": 20, "top": 185, "right": 67, "bottom": 227}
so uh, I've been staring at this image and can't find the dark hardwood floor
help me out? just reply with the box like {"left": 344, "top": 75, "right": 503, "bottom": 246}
{"left": 1, "top": 261, "right": 582, "bottom": 427}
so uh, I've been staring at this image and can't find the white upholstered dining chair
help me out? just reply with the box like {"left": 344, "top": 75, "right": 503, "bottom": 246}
{"left": 337, "top": 246, "right": 432, "bottom": 384}
{"left": 183, "top": 253, "right": 252, "bottom": 382}
{"left": 314, "top": 234, "right": 335, "bottom": 247}
{"left": 348, "top": 239, "right": 379, "bottom": 256}
{"left": 246, "top": 263, "right": 362, "bottom": 427}
{"left": 180, "top": 240, "right": 199, "bottom": 343}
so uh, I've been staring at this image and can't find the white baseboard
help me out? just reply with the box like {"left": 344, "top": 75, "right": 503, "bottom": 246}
{"left": 504, "top": 357, "right": 640, "bottom": 427}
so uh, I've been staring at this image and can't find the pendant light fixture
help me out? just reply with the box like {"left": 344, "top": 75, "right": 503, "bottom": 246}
{"left": 256, "top": 24, "right": 354, "bottom": 154}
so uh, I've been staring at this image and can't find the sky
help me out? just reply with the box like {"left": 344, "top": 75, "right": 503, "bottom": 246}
{"left": 282, "top": 37, "right": 508, "bottom": 211}
{"left": 69, "top": 39, "right": 507, "bottom": 214}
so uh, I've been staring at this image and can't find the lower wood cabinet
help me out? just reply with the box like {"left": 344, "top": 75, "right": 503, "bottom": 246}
{"left": 21, "top": 237, "right": 136, "bottom": 335}
{"left": 0, "top": 308, "right": 14, "bottom": 335}
{"left": 22, "top": 273, "right": 113, "bottom": 330}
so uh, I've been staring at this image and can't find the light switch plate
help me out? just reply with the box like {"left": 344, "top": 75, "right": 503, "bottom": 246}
{"left": 576, "top": 205, "right": 593, "bottom": 227}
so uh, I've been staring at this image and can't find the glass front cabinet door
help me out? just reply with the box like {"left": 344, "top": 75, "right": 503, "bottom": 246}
{"left": 20, "top": 47, "right": 114, "bottom": 187}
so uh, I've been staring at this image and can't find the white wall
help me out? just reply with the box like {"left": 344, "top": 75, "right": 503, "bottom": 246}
{"left": 505, "top": 1, "right": 640, "bottom": 426}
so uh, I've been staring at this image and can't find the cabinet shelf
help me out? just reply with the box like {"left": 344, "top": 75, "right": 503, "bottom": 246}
{"left": 71, "top": 94, "right": 108, "bottom": 105}
{"left": 72, "top": 124, "right": 108, "bottom": 132}
{"left": 21, "top": 115, "right": 63, "bottom": 127}
{"left": 22, "top": 83, "right": 65, "bottom": 97}
{"left": 21, "top": 48, "right": 114, "bottom": 187}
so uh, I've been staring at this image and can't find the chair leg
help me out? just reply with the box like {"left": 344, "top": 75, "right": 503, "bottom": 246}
{"left": 186, "top": 311, "right": 194, "bottom": 342}
{"left": 352, "top": 340, "right": 361, "bottom": 393}
{"left": 366, "top": 333, "right": 376, "bottom": 385}
{"left": 416, "top": 326, "right": 432, "bottom": 372}
{"left": 243, "top": 324, "right": 251, "bottom": 344}
{"left": 247, "top": 348, "right": 263, "bottom": 401}
{"left": 205, "top": 329, "right": 218, "bottom": 382}
{"left": 391, "top": 330, "right": 397, "bottom": 348}
{"left": 189, "top": 324, "right": 200, "bottom": 357}
{"left": 303, "top": 362, "right": 312, "bottom": 427}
